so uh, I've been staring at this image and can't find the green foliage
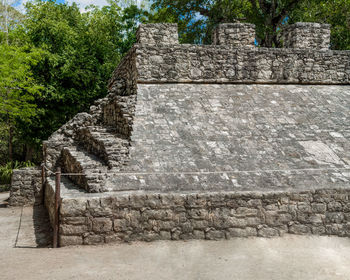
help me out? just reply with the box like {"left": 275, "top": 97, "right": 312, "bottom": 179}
{"left": 0, "top": 44, "right": 43, "bottom": 124}
{"left": 0, "top": 43, "right": 43, "bottom": 162}
{"left": 0, "top": 185, "right": 10, "bottom": 192}
{"left": 150, "top": 0, "right": 350, "bottom": 48}
{"left": 16, "top": 0, "right": 147, "bottom": 145}
{"left": 290, "top": 0, "right": 350, "bottom": 50}
{"left": 0, "top": 0, "right": 149, "bottom": 164}
{"left": 150, "top": 0, "right": 302, "bottom": 46}
{"left": 0, "top": 1, "right": 25, "bottom": 44}
{"left": 0, "top": 161, "right": 35, "bottom": 185}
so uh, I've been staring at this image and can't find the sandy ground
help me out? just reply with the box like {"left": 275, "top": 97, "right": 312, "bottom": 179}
{"left": 1, "top": 192, "right": 350, "bottom": 280}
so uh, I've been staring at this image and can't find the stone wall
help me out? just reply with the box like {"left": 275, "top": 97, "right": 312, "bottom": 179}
{"left": 283, "top": 22, "right": 331, "bottom": 50}
{"left": 9, "top": 168, "right": 42, "bottom": 206}
{"left": 102, "top": 95, "right": 137, "bottom": 137}
{"left": 57, "top": 188, "right": 350, "bottom": 246}
{"left": 135, "top": 45, "right": 350, "bottom": 84}
{"left": 136, "top": 23, "right": 179, "bottom": 46}
{"left": 212, "top": 23, "right": 256, "bottom": 47}
{"left": 44, "top": 179, "right": 56, "bottom": 227}
{"left": 108, "top": 47, "right": 137, "bottom": 96}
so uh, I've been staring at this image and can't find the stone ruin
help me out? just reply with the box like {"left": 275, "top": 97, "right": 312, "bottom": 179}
{"left": 10, "top": 22, "right": 350, "bottom": 246}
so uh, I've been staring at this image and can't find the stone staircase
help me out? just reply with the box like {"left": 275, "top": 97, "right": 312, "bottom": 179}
{"left": 58, "top": 114, "right": 133, "bottom": 192}
{"left": 61, "top": 145, "right": 109, "bottom": 193}
{"left": 75, "top": 126, "right": 130, "bottom": 170}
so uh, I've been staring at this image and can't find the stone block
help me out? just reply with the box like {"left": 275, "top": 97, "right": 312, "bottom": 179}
{"left": 61, "top": 217, "right": 88, "bottom": 225}
{"left": 60, "top": 224, "right": 88, "bottom": 235}
{"left": 205, "top": 230, "right": 225, "bottom": 240}
{"left": 193, "top": 230, "right": 205, "bottom": 239}
{"left": 311, "top": 203, "right": 327, "bottom": 213}
{"left": 84, "top": 234, "right": 104, "bottom": 245}
{"left": 60, "top": 199, "right": 87, "bottom": 217}
{"left": 114, "top": 218, "right": 128, "bottom": 232}
{"left": 159, "top": 231, "right": 171, "bottom": 240}
{"left": 328, "top": 201, "right": 343, "bottom": 212}
{"left": 258, "top": 227, "right": 279, "bottom": 237}
{"left": 311, "top": 226, "right": 326, "bottom": 235}
{"left": 229, "top": 227, "right": 257, "bottom": 237}
{"left": 283, "top": 22, "right": 330, "bottom": 50}
{"left": 212, "top": 23, "right": 256, "bottom": 47}
{"left": 289, "top": 224, "right": 311, "bottom": 235}
{"left": 59, "top": 235, "right": 83, "bottom": 247}
{"left": 92, "top": 218, "right": 113, "bottom": 233}
{"left": 326, "top": 212, "right": 344, "bottom": 224}
{"left": 136, "top": 24, "right": 179, "bottom": 45}
{"left": 105, "top": 234, "right": 122, "bottom": 244}
{"left": 265, "top": 211, "right": 292, "bottom": 226}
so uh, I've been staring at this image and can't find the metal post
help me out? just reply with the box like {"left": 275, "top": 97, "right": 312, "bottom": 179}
{"left": 53, "top": 167, "right": 61, "bottom": 248}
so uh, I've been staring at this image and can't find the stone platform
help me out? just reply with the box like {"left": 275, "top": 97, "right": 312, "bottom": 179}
{"left": 21, "top": 22, "right": 350, "bottom": 246}
{"left": 43, "top": 83, "right": 350, "bottom": 246}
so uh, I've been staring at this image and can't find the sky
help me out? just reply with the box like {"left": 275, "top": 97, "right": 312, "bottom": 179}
{"left": 12, "top": 0, "right": 143, "bottom": 12}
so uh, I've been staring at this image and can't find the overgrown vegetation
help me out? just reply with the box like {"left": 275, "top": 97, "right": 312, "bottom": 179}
{"left": 0, "top": 161, "right": 35, "bottom": 191}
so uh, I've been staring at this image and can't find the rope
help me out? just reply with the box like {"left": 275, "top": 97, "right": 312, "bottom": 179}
{"left": 43, "top": 167, "right": 350, "bottom": 177}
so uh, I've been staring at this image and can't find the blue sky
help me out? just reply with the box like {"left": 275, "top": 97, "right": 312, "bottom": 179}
{"left": 12, "top": 0, "right": 142, "bottom": 12}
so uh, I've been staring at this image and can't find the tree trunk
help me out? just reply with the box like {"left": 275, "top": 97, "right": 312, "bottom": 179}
{"left": 25, "top": 144, "right": 34, "bottom": 162}
{"left": 8, "top": 125, "right": 13, "bottom": 162}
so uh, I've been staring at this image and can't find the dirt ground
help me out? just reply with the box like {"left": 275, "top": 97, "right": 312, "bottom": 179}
{"left": 1, "top": 192, "right": 350, "bottom": 280}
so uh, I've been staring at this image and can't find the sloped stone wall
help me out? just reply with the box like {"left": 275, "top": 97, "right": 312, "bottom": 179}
{"left": 9, "top": 167, "right": 42, "bottom": 206}
{"left": 58, "top": 188, "right": 350, "bottom": 246}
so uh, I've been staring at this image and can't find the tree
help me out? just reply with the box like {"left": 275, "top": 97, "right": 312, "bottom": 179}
{"left": 290, "top": 0, "right": 350, "bottom": 50}
{"left": 151, "top": 0, "right": 302, "bottom": 46}
{"left": 0, "top": 44, "right": 42, "bottom": 161}
{"left": 6, "top": 0, "right": 148, "bottom": 161}
{"left": 0, "top": 0, "right": 24, "bottom": 44}
{"left": 150, "top": 0, "right": 350, "bottom": 48}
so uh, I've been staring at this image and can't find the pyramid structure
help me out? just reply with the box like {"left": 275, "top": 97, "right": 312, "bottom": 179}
{"left": 11, "top": 22, "right": 350, "bottom": 246}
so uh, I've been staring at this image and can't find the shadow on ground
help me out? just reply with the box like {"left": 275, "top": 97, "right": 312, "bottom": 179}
{"left": 31, "top": 204, "right": 52, "bottom": 248}
{"left": 0, "top": 197, "right": 8, "bottom": 208}
{"left": 13, "top": 203, "right": 52, "bottom": 249}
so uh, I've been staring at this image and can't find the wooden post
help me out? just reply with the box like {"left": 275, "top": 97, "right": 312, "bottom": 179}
{"left": 41, "top": 164, "right": 45, "bottom": 186}
{"left": 53, "top": 167, "right": 61, "bottom": 248}
{"left": 41, "top": 164, "right": 45, "bottom": 204}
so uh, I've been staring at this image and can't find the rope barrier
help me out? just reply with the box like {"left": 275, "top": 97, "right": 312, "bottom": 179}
{"left": 43, "top": 167, "right": 350, "bottom": 177}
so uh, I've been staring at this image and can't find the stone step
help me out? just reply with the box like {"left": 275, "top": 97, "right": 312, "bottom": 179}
{"left": 76, "top": 125, "right": 130, "bottom": 170}
{"left": 61, "top": 145, "right": 108, "bottom": 193}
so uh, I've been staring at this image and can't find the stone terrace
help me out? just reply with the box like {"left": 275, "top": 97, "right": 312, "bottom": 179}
{"left": 10, "top": 22, "right": 350, "bottom": 246}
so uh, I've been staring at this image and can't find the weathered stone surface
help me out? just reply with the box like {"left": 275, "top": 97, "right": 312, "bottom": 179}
{"left": 52, "top": 186, "right": 350, "bottom": 246}
{"left": 283, "top": 22, "right": 330, "bottom": 50}
{"left": 136, "top": 23, "right": 178, "bottom": 46}
{"left": 9, "top": 168, "right": 42, "bottom": 206}
{"left": 212, "top": 23, "right": 256, "bottom": 47}
{"left": 37, "top": 22, "right": 350, "bottom": 246}
{"left": 59, "top": 235, "right": 83, "bottom": 246}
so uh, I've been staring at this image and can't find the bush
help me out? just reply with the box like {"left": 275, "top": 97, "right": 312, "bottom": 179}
{"left": 0, "top": 184, "right": 10, "bottom": 192}
{"left": 0, "top": 161, "right": 35, "bottom": 185}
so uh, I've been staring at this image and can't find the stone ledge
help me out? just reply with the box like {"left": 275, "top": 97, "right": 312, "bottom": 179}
{"left": 51, "top": 186, "right": 350, "bottom": 246}
{"left": 131, "top": 44, "right": 350, "bottom": 85}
